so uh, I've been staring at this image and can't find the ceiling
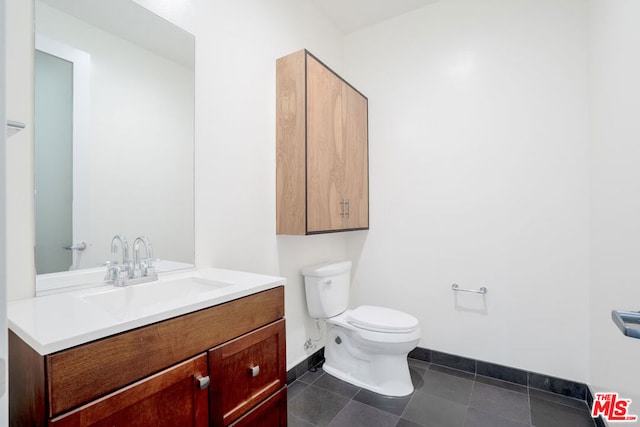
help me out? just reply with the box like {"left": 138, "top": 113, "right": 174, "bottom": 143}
{"left": 311, "top": 0, "right": 439, "bottom": 34}
{"left": 40, "top": 0, "right": 438, "bottom": 62}
{"left": 39, "top": 0, "right": 194, "bottom": 68}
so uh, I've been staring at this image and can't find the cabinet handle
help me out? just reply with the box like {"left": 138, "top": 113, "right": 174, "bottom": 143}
{"left": 249, "top": 365, "right": 260, "bottom": 377}
{"left": 340, "top": 198, "right": 346, "bottom": 217}
{"left": 197, "top": 375, "right": 210, "bottom": 390}
{"left": 345, "top": 199, "right": 350, "bottom": 218}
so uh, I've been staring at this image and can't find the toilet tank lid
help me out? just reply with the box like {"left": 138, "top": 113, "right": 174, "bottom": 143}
{"left": 347, "top": 305, "right": 419, "bottom": 333}
{"left": 302, "top": 261, "right": 352, "bottom": 277}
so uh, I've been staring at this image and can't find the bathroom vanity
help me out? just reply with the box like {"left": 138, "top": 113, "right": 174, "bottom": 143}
{"left": 8, "top": 269, "right": 287, "bottom": 426}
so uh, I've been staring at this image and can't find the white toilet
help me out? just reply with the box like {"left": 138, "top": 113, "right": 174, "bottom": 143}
{"left": 302, "top": 261, "right": 421, "bottom": 397}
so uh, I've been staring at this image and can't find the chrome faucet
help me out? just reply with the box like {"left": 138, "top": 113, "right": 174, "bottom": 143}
{"left": 111, "top": 234, "right": 129, "bottom": 265}
{"left": 105, "top": 234, "right": 157, "bottom": 286}
{"left": 133, "top": 236, "right": 156, "bottom": 280}
{"left": 106, "top": 234, "right": 131, "bottom": 285}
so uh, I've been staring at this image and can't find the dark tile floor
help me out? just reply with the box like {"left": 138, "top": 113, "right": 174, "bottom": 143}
{"left": 287, "top": 359, "right": 596, "bottom": 427}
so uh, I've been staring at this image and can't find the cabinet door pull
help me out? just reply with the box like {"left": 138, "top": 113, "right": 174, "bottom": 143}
{"left": 197, "top": 375, "right": 210, "bottom": 390}
{"left": 345, "top": 199, "right": 350, "bottom": 218}
{"left": 249, "top": 365, "right": 260, "bottom": 377}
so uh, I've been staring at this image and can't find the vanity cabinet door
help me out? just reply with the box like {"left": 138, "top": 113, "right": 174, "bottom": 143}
{"left": 49, "top": 354, "right": 209, "bottom": 427}
{"left": 209, "top": 319, "right": 286, "bottom": 427}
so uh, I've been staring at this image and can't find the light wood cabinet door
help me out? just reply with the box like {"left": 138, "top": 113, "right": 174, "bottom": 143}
{"left": 343, "top": 81, "right": 369, "bottom": 230}
{"left": 306, "top": 54, "right": 347, "bottom": 233}
{"left": 276, "top": 49, "right": 368, "bottom": 235}
{"left": 49, "top": 354, "right": 209, "bottom": 427}
{"left": 276, "top": 50, "right": 306, "bottom": 235}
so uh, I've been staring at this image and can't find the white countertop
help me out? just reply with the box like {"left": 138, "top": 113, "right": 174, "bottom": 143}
{"left": 8, "top": 268, "right": 286, "bottom": 355}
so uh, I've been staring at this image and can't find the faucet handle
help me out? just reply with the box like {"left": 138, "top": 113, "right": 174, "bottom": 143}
{"left": 144, "top": 264, "right": 157, "bottom": 277}
{"left": 103, "top": 261, "right": 119, "bottom": 281}
{"left": 114, "top": 264, "right": 131, "bottom": 285}
{"left": 103, "top": 260, "right": 132, "bottom": 284}
{"left": 140, "top": 258, "right": 157, "bottom": 277}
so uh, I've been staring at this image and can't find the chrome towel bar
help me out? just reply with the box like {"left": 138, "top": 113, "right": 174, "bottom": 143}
{"left": 451, "top": 283, "right": 487, "bottom": 295}
{"left": 611, "top": 310, "right": 640, "bottom": 339}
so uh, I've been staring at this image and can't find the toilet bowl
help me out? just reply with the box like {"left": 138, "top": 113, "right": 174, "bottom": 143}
{"left": 302, "top": 261, "right": 421, "bottom": 397}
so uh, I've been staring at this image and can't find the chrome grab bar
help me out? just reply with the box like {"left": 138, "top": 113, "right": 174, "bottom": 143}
{"left": 451, "top": 283, "right": 487, "bottom": 295}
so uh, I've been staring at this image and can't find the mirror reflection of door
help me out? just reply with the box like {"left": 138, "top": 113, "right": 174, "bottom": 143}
{"left": 35, "top": 49, "right": 73, "bottom": 274}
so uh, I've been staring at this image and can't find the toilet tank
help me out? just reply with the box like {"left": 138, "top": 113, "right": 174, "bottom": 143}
{"left": 302, "top": 261, "right": 352, "bottom": 319}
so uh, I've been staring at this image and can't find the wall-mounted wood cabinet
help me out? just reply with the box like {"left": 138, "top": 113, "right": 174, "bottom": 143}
{"left": 276, "top": 49, "right": 369, "bottom": 235}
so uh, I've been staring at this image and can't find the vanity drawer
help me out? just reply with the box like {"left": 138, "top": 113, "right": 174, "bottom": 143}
{"left": 209, "top": 319, "right": 286, "bottom": 427}
{"left": 46, "top": 287, "right": 284, "bottom": 417}
{"left": 49, "top": 354, "right": 209, "bottom": 427}
{"left": 229, "top": 387, "right": 287, "bottom": 427}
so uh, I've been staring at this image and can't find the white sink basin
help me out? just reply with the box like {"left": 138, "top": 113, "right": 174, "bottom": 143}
{"left": 10, "top": 267, "right": 286, "bottom": 355}
{"left": 80, "top": 276, "right": 232, "bottom": 320}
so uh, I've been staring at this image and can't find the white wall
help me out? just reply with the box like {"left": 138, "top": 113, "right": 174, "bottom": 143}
{"left": 132, "top": 0, "right": 640, "bottom": 396}
{"left": 13, "top": 0, "right": 640, "bottom": 390}
{"left": 589, "top": 0, "right": 640, "bottom": 409}
{"left": 6, "top": 0, "right": 34, "bottom": 301}
{"left": 1, "top": 0, "right": 9, "bottom": 421}
{"left": 344, "top": 0, "right": 591, "bottom": 382}
{"left": 188, "top": 0, "right": 348, "bottom": 369}
{"left": 8, "top": 0, "right": 349, "bottom": 370}
{"left": 139, "top": 0, "right": 352, "bottom": 370}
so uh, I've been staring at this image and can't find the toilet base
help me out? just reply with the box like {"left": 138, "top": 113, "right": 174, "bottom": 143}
{"left": 323, "top": 322, "right": 419, "bottom": 397}
{"left": 323, "top": 362, "right": 414, "bottom": 397}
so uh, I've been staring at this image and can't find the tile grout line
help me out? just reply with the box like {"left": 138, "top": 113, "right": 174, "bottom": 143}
{"left": 463, "top": 379, "right": 476, "bottom": 427}
{"left": 527, "top": 387, "right": 533, "bottom": 426}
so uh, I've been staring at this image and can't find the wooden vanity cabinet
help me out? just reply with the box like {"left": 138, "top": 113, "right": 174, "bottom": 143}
{"left": 9, "top": 286, "right": 287, "bottom": 427}
{"left": 276, "top": 49, "right": 369, "bottom": 235}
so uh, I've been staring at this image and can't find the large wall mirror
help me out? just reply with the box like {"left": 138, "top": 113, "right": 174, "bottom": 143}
{"left": 34, "top": 0, "right": 195, "bottom": 292}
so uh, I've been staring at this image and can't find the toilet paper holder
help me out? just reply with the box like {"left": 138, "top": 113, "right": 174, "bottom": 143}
{"left": 451, "top": 283, "right": 488, "bottom": 295}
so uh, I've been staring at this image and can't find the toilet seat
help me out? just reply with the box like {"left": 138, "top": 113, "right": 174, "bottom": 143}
{"left": 346, "top": 305, "right": 419, "bottom": 333}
